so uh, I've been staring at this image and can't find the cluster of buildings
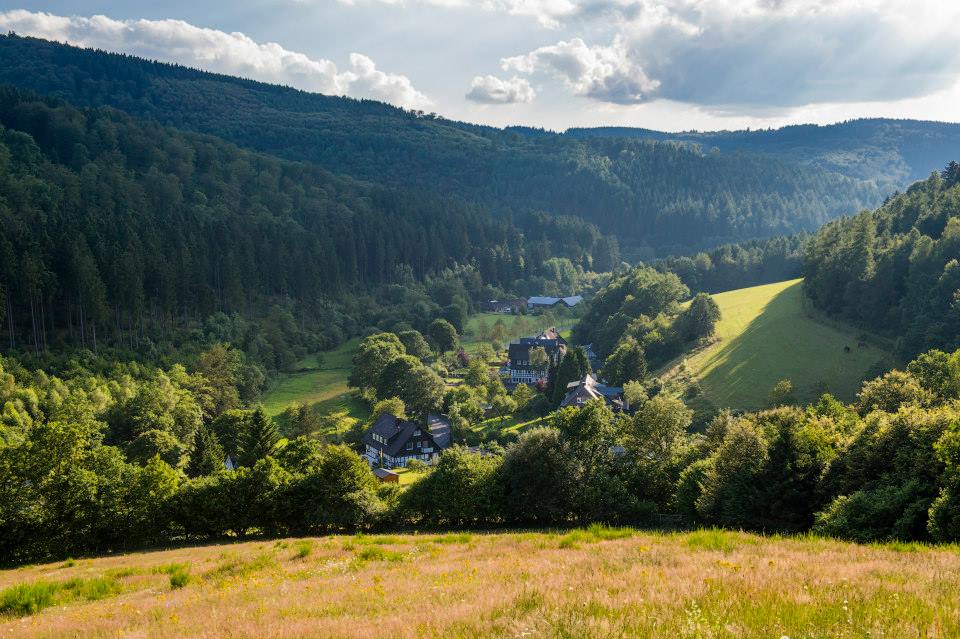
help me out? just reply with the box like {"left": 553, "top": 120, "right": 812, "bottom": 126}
{"left": 482, "top": 295, "right": 583, "bottom": 314}
{"left": 361, "top": 299, "right": 633, "bottom": 475}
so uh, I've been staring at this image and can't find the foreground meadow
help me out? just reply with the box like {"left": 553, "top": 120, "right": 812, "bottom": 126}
{"left": 2, "top": 528, "right": 958, "bottom": 638}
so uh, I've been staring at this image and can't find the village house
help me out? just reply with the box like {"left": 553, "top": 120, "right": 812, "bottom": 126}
{"left": 526, "top": 295, "right": 584, "bottom": 311}
{"left": 506, "top": 327, "right": 567, "bottom": 386}
{"left": 362, "top": 413, "right": 453, "bottom": 468}
{"left": 560, "top": 374, "right": 626, "bottom": 411}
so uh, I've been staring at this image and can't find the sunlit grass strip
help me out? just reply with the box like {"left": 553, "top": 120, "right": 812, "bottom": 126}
{"left": 0, "top": 575, "right": 121, "bottom": 617}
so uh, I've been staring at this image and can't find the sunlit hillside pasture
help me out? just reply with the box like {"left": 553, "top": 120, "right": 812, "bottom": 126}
{"left": 664, "top": 279, "right": 896, "bottom": 411}
{"left": 262, "top": 339, "right": 364, "bottom": 418}
{"left": 2, "top": 529, "right": 958, "bottom": 638}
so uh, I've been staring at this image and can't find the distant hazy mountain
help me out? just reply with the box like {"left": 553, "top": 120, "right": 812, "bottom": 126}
{"left": 565, "top": 119, "right": 960, "bottom": 189}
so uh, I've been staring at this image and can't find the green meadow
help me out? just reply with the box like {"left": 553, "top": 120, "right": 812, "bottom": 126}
{"left": 262, "top": 338, "right": 364, "bottom": 418}
{"left": 666, "top": 279, "right": 896, "bottom": 411}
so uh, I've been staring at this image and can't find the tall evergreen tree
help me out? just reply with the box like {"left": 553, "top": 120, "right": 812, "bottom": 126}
{"left": 551, "top": 348, "right": 592, "bottom": 406}
{"left": 187, "top": 424, "right": 225, "bottom": 477}
{"left": 238, "top": 407, "right": 279, "bottom": 467}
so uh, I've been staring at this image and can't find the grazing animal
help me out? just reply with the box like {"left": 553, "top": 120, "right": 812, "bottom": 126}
{"left": 858, "top": 341, "right": 867, "bottom": 348}
{"left": 844, "top": 345, "right": 851, "bottom": 353}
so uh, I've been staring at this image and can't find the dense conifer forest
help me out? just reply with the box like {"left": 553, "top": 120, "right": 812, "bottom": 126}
{"left": 804, "top": 163, "right": 960, "bottom": 358}
{"left": 567, "top": 119, "right": 960, "bottom": 188}
{"left": 0, "top": 34, "right": 883, "bottom": 254}
{"left": 0, "top": 85, "right": 610, "bottom": 364}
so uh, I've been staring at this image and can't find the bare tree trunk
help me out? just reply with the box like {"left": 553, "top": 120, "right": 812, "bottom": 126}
{"left": 78, "top": 296, "right": 86, "bottom": 349}
{"left": 5, "top": 289, "right": 13, "bottom": 350}
{"left": 29, "top": 293, "right": 39, "bottom": 355}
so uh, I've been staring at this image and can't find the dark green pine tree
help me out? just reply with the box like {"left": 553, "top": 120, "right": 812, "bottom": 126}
{"left": 187, "top": 424, "right": 226, "bottom": 477}
{"left": 551, "top": 348, "right": 592, "bottom": 406}
{"left": 238, "top": 407, "right": 279, "bottom": 467}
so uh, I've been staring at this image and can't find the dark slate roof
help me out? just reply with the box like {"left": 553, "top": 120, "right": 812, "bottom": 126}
{"left": 528, "top": 296, "right": 561, "bottom": 306}
{"left": 427, "top": 413, "right": 452, "bottom": 449}
{"left": 363, "top": 412, "right": 452, "bottom": 457}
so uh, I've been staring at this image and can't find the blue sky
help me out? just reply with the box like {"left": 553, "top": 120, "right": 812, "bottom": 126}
{"left": 4, "top": 1, "right": 960, "bottom": 131}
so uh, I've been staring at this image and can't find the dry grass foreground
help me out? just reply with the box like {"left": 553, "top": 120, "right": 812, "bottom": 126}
{"left": 1, "top": 527, "right": 959, "bottom": 638}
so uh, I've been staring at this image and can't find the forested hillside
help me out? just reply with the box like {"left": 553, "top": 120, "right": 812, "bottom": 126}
{"left": 0, "top": 35, "right": 882, "bottom": 254}
{"left": 654, "top": 234, "right": 807, "bottom": 294}
{"left": 804, "top": 162, "right": 960, "bottom": 358}
{"left": 0, "top": 86, "right": 607, "bottom": 362}
{"left": 567, "top": 119, "right": 960, "bottom": 189}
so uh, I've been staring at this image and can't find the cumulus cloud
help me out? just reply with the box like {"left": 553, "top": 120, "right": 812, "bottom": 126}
{"left": 466, "top": 75, "right": 536, "bottom": 104}
{"left": 502, "top": 36, "right": 658, "bottom": 104}
{"left": 0, "top": 10, "right": 431, "bottom": 108}
{"left": 497, "top": 0, "right": 960, "bottom": 109}
{"left": 336, "top": 0, "right": 579, "bottom": 28}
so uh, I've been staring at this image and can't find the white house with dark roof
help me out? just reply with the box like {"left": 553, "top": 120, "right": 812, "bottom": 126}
{"left": 362, "top": 413, "right": 452, "bottom": 468}
{"left": 506, "top": 328, "right": 567, "bottom": 386}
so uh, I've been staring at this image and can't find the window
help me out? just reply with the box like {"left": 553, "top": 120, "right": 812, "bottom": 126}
{"left": 406, "top": 442, "right": 413, "bottom": 450}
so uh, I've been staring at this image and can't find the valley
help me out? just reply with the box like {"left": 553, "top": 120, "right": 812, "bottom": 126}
{"left": 0, "top": 18, "right": 959, "bottom": 639}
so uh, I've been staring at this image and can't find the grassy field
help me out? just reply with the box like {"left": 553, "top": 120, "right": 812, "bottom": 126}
{"left": 3, "top": 529, "right": 959, "bottom": 638}
{"left": 663, "top": 279, "right": 896, "bottom": 411}
{"left": 262, "top": 338, "right": 365, "bottom": 419}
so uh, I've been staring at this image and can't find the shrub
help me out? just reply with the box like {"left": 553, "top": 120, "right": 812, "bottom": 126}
{"left": 0, "top": 581, "right": 60, "bottom": 616}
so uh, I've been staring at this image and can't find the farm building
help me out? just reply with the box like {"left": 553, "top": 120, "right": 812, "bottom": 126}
{"left": 526, "top": 295, "right": 583, "bottom": 310}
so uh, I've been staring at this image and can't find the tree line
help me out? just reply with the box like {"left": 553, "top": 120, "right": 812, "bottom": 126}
{"left": 804, "top": 162, "right": 960, "bottom": 358}
{"left": 3, "top": 343, "right": 960, "bottom": 564}
{"left": 655, "top": 234, "right": 807, "bottom": 294}
{"left": 572, "top": 265, "right": 721, "bottom": 370}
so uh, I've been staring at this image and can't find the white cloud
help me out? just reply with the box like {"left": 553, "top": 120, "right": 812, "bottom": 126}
{"left": 503, "top": 36, "right": 658, "bottom": 104}
{"left": 466, "top": 75, "right": 536, "bottom": 104}
{"left": 0, "top": 10, "right": 431, "bottom": 108}
{"left": 497, "top": 0, "right": 960, "bottom": 108}
{"left": 336, "top": 0, "right": 579, "bottom": 28}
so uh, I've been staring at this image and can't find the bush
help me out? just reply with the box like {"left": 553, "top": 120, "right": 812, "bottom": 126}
{"left": 813, "top": 482, "right": 932, "bottom": 542}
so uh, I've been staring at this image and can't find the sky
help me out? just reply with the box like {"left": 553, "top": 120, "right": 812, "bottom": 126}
{"left": 3, "top": 1, "right": 960, "bottom": 132}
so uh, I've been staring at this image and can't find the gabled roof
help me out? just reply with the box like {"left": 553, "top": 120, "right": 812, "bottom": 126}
{"left": 427, "top": 413, "right": 452, "bottom": 449}
{"left": 373, "top": 467, "right": 399, "bottom": 479}
{"left": 527, "top": 295, "right": 583, "bottom": 307}
{"left": 560, "top": 374, "right": 624, "bottom": 407}
{"left": 527, "top": 296, "right": 561, "bottom": 305}
{"left": 363, "top": 412, "right": 452, "bottom": 457}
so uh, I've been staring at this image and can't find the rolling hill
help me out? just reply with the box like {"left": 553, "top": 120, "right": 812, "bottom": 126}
{"left": 0, "top": 34, "right": 883, "bottom": 255}
{"left": 662, "top": 279, "right": 896, "bottom": 411}
{"left": 1, "top": 528, "right": 957, "bottom": 638}
{"left": 567, "top": 119, "right": 960, "bottom": 189}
